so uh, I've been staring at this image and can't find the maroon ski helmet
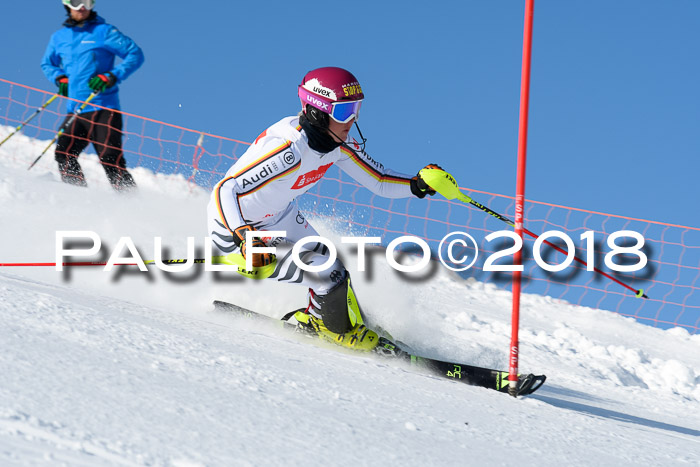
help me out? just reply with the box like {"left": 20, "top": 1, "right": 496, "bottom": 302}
{"left": 298, "top": 67, "right": 364, "bottom": 124}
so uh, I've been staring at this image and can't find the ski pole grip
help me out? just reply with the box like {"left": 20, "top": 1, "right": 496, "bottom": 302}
{"left": 418, "top": 168, "right": 471, "bottom": 203}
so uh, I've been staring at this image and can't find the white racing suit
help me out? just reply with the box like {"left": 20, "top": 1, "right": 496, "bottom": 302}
{"left": 207, "top": 116, "right": 415, "bottom": 331}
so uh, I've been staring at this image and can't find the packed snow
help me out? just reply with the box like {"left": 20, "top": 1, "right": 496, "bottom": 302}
{"left": 0, "top": 127, "right": 698, "bottom": 466}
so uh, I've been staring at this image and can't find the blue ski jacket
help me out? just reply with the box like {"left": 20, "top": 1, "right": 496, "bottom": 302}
{"left": 41, "top": 15, "right": 144, "bottom": 114}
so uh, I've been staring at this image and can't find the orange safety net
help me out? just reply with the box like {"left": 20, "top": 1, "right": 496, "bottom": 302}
{"left": 2, "top": 78, "right": 698, "bottom": 333}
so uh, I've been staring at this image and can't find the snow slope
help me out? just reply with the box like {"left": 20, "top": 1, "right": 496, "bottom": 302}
{"left": 1, "top": 127, "right": 699, "bottom": 466}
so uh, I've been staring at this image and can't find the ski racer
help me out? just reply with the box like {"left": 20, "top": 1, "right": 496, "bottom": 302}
{"left": 41, "top": 0, "right": 144, "bottom": 191}
{"left": 207, "top": 67, "right": 441, "bottom": 351}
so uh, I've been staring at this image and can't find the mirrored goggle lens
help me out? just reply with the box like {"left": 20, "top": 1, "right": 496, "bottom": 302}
{"left": 330, "top": 100, "right": 361, "bottom": 124}
{"left": 64, "top": 0, "right": 95, "bottom": 10}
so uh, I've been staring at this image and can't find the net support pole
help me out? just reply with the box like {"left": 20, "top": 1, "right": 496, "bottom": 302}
{"left": 509, "top": 0, "right": 535, "bottom": 397}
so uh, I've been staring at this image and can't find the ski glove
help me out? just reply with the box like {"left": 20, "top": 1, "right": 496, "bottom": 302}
{"left": 232, "top": 225, "right": 276, "bottom": 268}
{"left": 55, "top": 75, "right": 69, "bottom": 97}
{"left": 88, "top": 72, "right": 117, "bottom": 92}
{"left": 410, "top": 163, "right": 443, "bottom": 198}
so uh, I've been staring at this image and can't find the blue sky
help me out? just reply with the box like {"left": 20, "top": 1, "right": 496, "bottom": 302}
{"left": 3, "top": 0, "right": 699, "bottom": 227}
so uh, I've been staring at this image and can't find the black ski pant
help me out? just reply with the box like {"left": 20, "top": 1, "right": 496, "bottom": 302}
{"left": 55, "top": 109, "right": 136, "bottom": 191}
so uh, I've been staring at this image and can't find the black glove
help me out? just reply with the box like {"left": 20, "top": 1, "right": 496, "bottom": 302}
{"left": 88, "top": 72, "right": 117, "bottom": 92}
{"left": 55, "top": 75, "right": 69, "bottom": 97}
{"left": 410, "top": 163, "right": 443, "bottom": 198}
{"left": 233, "top": 225, "right": 276, "bottom": 268}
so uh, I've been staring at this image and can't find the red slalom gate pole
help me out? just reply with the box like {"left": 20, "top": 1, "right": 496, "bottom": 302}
{"left": 510, "top": 0, "right": 535, "bottom": 397}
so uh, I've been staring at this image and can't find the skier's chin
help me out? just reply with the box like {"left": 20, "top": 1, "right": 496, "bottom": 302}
{"left": 329, "top": 130, "right": 349, "bottom": 143}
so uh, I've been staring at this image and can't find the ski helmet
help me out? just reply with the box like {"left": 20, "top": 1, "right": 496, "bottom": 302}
{"left": 298, "top": 67, "right": 364, "bottom": 126}
{"left": 62, "top": 0, "right": 95, "bottom": 10}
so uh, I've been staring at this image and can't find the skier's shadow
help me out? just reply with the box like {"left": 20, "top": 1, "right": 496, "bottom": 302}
{"left": 530, "top": 387, "right": 700, "bottom": 437}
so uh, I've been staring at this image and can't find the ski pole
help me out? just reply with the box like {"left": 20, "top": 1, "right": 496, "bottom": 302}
{"left": 28, "top": 91, "right": 99, "bottom": 170}
{"left": 0, "top": 254, "right": 277, "bottom": 280}
{"left": 0, "top": 259, "right": 207, "bottom": 267}
{"left": 419, "top": 168, "right": 648, "bottom": 299}
{"left": 0, "top": 94, "right": 60, "bottom": 149}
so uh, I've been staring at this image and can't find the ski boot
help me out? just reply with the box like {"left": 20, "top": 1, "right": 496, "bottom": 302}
{"left": 293, "top": 311, "right": 380, "bottom": 352}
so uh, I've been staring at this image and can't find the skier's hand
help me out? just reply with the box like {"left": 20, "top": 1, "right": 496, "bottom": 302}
{"left": 410, "top": 163, "right": 443, "bottom": 198}
{"left": 233, "top": 225, "right": 276, "bottom": 268}
{"left": 88, "top": 72, "right": 117, "bottom": 92}
{"left": 55, "top": 75, "right": 69, "bottom": 97}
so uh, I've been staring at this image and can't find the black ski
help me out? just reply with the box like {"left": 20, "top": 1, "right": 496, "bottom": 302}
{"left": 213, "top": 300, "right": 546, "bottom": 396}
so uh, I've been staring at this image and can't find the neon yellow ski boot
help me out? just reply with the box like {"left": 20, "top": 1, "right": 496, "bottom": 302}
{"left": 294, "top": 311, "right": 379, "bottom": 352}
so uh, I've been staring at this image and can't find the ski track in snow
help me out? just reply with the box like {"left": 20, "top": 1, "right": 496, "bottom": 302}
{"left": 0, "top": 126, "right": 699, "bottom": 466}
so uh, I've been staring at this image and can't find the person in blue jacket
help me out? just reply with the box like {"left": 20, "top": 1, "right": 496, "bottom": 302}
{"left": 41, "top": 0, "right": 144, "bottom": 191}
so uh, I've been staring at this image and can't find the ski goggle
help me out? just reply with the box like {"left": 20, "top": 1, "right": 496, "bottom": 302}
{"left": 63, "top": 0, "right": 95, "bottom": 10}
{"left": 298, "top": 86, "right": 362, "bottom": 124}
